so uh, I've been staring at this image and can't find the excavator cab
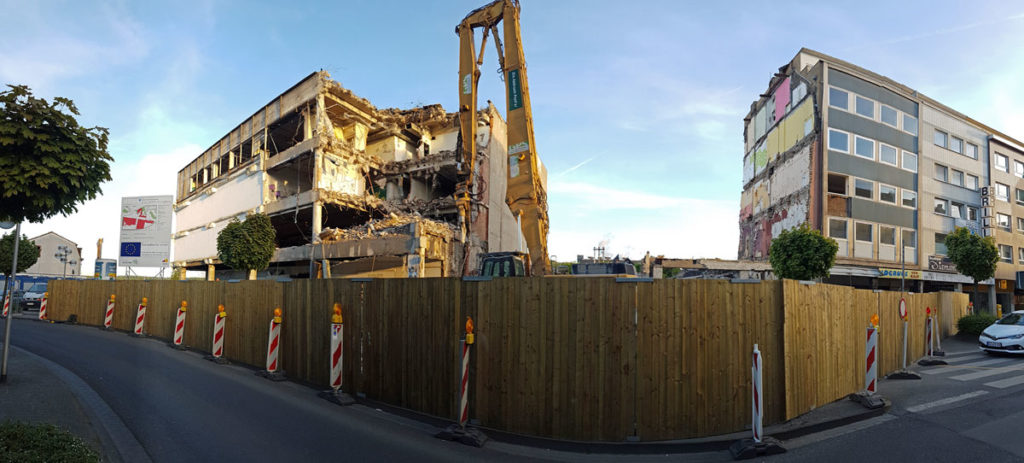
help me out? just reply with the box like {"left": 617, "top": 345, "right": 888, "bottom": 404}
{"left": 479, "top": 252, "right": 529, "bottom": 277}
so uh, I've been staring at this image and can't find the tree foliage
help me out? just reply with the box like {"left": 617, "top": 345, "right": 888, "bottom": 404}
{"left": 0, "top": 85, "right": 113, "bottom": 223}
{"left": 945, "top": 227, "right": 998, "bottom": 284}
{"left": 769, "top": 223, "right": 838, "bottom": 281}
{"left": 0, "top": 232, "right": 40, "bottom": 274}
{"left": 216, "top": 214, "right": 276, "bottom": 278}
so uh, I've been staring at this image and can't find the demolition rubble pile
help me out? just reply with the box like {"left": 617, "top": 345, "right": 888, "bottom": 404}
{"left": 318, "top": 213, "right": 456, "bottom": 242}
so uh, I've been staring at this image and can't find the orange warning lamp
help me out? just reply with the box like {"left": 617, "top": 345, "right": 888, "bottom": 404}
{"left": 465, "top": 317, "right": 475, "bottom": 345}
{"left": 180, "top": 301, "right": 188, "bottom": 312}
{"left": 142, "top": 297, "right": 148, "bottom": 305}
{"left": 332, "top": 303, "right": 343, "bottom": 324}
{"left": 43, "top": 292, "right": 48, "bottom": 298}
{"left": 870, "top": 313, "right": 879, "bottom": 328}
{"left": 273, "top": 307, "right": 282, "bottom": 324}
{"left": 110, "top": 294, "right": 116, "bottom": 301}
{"left": 217, "top": 304, "right": 227, "bottom": 318}
{"left": 926, "top": 307, "right": 931, "bottom": 315}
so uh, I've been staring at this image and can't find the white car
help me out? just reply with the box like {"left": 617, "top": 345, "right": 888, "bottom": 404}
{"left": 980, "top": 311, "right": 1024, "bottom": 354}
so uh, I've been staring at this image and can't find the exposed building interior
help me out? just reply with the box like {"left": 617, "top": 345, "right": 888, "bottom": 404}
{"left": 173, "top": 71, "right": 527, "bottom": 279}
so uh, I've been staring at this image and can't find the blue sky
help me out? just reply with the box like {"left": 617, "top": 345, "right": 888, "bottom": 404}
{"left": 3, "top": 0, "right": 1024, "bottom": 272}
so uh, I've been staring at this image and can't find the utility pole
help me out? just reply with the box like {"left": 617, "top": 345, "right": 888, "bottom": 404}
{"left": 1, "top": 222, "right": 22, "bottom": 383}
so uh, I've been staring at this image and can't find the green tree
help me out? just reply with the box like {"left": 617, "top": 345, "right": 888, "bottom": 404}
{"left": 216, "top": 213, "right": 276, "bottom": 280}
{"left": 945, "top": 227, "right": 999, "bottom": 312}
{"left": 0, "top": 85, "right": 112, "bottom": 223}
{"left": 0, "top": 232, "right": 39, "bottom": 275}
{"left": 769, "top": 223, "right": 838, "bottom": 281}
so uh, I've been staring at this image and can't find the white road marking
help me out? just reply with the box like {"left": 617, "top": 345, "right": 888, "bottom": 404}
{"left": 920, "top": 358, "right": 1014, "bottom": 374}
{"left": 905, "top": 390, "right": 989, "bottom": 413}
{"left": 781, "top": 414, "right": 897, "bottom": 450}
{"left": 942, "top": 350, "right": 984, "bottom": 358}
{"left": 951, "top": 367, "right": 1024, "bottom": 381}
{"left": 985, "top": 374, "right": 1024, "bottom": 389}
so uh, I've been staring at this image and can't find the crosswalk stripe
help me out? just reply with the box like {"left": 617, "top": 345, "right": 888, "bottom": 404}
{"left": 946, "top": 354, "right": 990, "bottom": 364}
{"left": 942, "top": 350, "right": 983, "bottom": 358}
{"left": 951, "top": 366, "right": 1024, "bottom": 381}
{"left": 985, "top": 374, "right": 1024, "bottom": 389}
{"left": 905, "top": 390, "right": 989, "bottom": 413}
{"left": 920, "top": 358, "right": 1015, "bottom": 375}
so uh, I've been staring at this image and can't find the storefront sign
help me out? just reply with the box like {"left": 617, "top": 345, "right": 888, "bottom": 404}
{"left": 927, "top": 255, "right": 957, "bottom": 273}
{"left": 878, "top": 268, "right": 921, "bottom": 279}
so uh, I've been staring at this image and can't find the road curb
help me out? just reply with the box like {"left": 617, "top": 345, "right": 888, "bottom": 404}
{"left": 354, "top": 394, "right": 891, "bottom": 455}
{"left": 13, "top": 346, "right": 152, "bottom": 463}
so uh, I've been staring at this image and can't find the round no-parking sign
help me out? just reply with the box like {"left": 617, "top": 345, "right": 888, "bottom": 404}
{"left": 899, "top": 298, "right": 907, "bottom": 320}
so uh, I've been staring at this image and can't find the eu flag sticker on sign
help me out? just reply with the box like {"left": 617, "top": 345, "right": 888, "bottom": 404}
{"left": 120, "top": 242, "right": 141, "bottom": 257}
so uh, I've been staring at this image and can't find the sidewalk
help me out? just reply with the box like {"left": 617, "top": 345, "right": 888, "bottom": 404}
{"left": 0, "top": 316, "right": 146, "bottom": 463}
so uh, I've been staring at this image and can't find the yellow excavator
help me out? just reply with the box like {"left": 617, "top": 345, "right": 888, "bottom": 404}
{"left": 456, "top": 0, "right": 550, "bottom": 276}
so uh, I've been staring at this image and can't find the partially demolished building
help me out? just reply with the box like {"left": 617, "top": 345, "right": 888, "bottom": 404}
{"left": 173, "top": 71, "right": 531, "bottom": 279}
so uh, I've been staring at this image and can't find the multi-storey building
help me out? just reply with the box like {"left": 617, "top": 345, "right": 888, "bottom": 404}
{"left": 739, "top": 48, "right": 1024, "bottom": 310}
{"left": 172, "top": 71, "right": 530, "bottom": 279}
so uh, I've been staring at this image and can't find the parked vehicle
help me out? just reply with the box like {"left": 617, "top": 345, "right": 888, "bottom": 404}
{"left": 20, "top": 282, "right": 48, "bottom": 311}
{"left": 980, "top": 311, "right": 1024, "bottom": 354}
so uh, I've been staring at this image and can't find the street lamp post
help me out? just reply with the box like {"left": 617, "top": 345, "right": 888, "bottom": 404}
{"left": 55, "top": 245, "right": 76, "bottom": 278}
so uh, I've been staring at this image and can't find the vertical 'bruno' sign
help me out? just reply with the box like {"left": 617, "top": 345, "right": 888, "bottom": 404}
{"left": 507, "top": 69, "right": 523, "bottom": 110}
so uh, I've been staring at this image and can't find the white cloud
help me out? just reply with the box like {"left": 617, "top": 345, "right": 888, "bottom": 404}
{"left": 18, "top": 144, "right": 199, "bottom": 277}
{"left": 547, "top": 181, "right": 738, "bottom": 261}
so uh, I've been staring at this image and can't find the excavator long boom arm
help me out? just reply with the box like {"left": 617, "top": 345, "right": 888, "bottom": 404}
{"left": 456, "top": 0, "right": 550, "bottom": 276}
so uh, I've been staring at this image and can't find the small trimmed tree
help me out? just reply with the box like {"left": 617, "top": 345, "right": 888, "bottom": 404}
{"left": 216, "top": 213, "right": 276, "bottom": 280}
{"left": 0, "top": 232, "right": 39, "bottom": 275}
{"left": 945, "top": 227, "right": 999, "bottom": 313}
{"left": 769, "top": 223, "right": 838, "bottom": 281}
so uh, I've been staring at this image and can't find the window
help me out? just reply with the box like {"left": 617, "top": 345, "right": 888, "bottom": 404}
{"left": 935, "top": 233, "right": 948, "bottom": 255}
{"left": 968, "top": 206, "right": 978, "bottom": 221}
{"left": 996, "top": 154, "right": 1009, "bottom": 172}
{"left": 902, "top": 230, "right": 917, "bottom": 248}
{"left": 934, "top": 164, "right": 948, "bottom": 182}
{"left": 828, "top": 129, "right": 849, "bottom": 152}
{"left": 879, "top": 144, "right": 898, "bottom": 166}
{"left": 855, "top": 96, "right": 874, "bottom": 118}
{"left": 934, "top": 198, "right": 949, "bottom": 215}
{"left": 903, "top": 114, "right": 918, "bottom": 136}
{"left": 829, "top": 218, "right": 848, "bottom": 239}
{"left": 880, "top": 105, "right": 898, "bottom": 128}
{"left": 902, "top": 151, "right": 918, "bottom": 172}
{"left": 998, "top": 213, "right": 1011, "bottom": 231}
{"left": 854, "top": 136, "right": 874, "bottom": 159}
{"left": 804, "top": 117, "right": 813, "bottom": 136}
{"left": 856, "top": 223, "right": 873, "bottom": 242}
{"left": 1017, "top": 217, "right": 1024, "bottom": 232}
{"left": 934, "top": 130, "right": 947, "bottom": 148}
{"left": 997, "top": 183, "right": 1010, "bottom": 201}
{"left": 966, "top": 143, "right": 978, "bottom": 159}
{"left": 1016, "top": 161, "right": 1024, "bottom": 178}
{"left": 950, "top": 202, "right": 964, "bottom": 219}
{"left": 829, "top": 87, "right": 849, "bottom": 110}
{"left": 1000, "top": 244, "right": 1013, "bottom": 263}
{"left": 880, "top": 226, "right": 896, "bottom": 246}
{"left": 1017, "top": 188, "right": 1024, "bottom": 205}
{"left": 950, "top": 136, "right": 963, "bottom": 154}
{"left": 855, "top": 178, "right": 873, "bottom": 199}
{"left": 792, "top": 82, "right": 807, "bottom": 103}
{"left": 966, "top": 174, "right": 979, "bottom": 190}
{"left": 951, "top": 169, "right": 964, "bottom": 187}
{"left": 1019, "top": 248, "right": 1024, "bottom": 264}
{"left": 879, "top": 184, "right": 897, "bottom": 204}
{"left": 902, "top": 190, "right": 917, "bottom": 208}
{"left": 828, "top": 174, "right": 848, "bottom": 195}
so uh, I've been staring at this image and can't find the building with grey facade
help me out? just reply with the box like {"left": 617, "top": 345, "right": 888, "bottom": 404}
{"left": 740, "top": 48, "right": 1024, "bottom": 310}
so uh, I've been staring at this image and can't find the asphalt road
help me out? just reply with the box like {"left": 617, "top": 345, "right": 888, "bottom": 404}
{"left": 6, "top": 319, "right": 528, "bottom": 462}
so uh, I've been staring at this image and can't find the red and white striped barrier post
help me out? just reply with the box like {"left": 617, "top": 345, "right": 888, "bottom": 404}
{"left": 2, "top": 291, "right": 9, "bottom": 318}
{"left": 171, "top": 301, "right": 188, "bottom": 349}
{"left": 38, "top": 292, "right": 48, "bottom": 320}
{"left": 866, "top": 324, "right": 878, "bottom": 394}
{"left": 436, "top": 316, "right": 487, "bottom": 446}
{"left": 459, "top": 317, "right": 474, "bottom": 428}
{"left": 103, "top": 294, "right": 116, "bottom": 329}
{"left": 925, "top": 310, "right": 933, "bottom": 357}
{"left": 919, "top": 307, "right": 947, "bottom": 365}
{"left": 205, "top": 305, "right": 228, "bottom": 364}
{"left": 729, "top": 344, "right": 785, "bottom": 458}
{"left": 131, "top": 297, "right": 148, "bottom": 337}
{"left": 320, "top": 303, "right": 354, "bottom": 405}
{"left": 258, "top": 308, "right": 286, "bottom": 381}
